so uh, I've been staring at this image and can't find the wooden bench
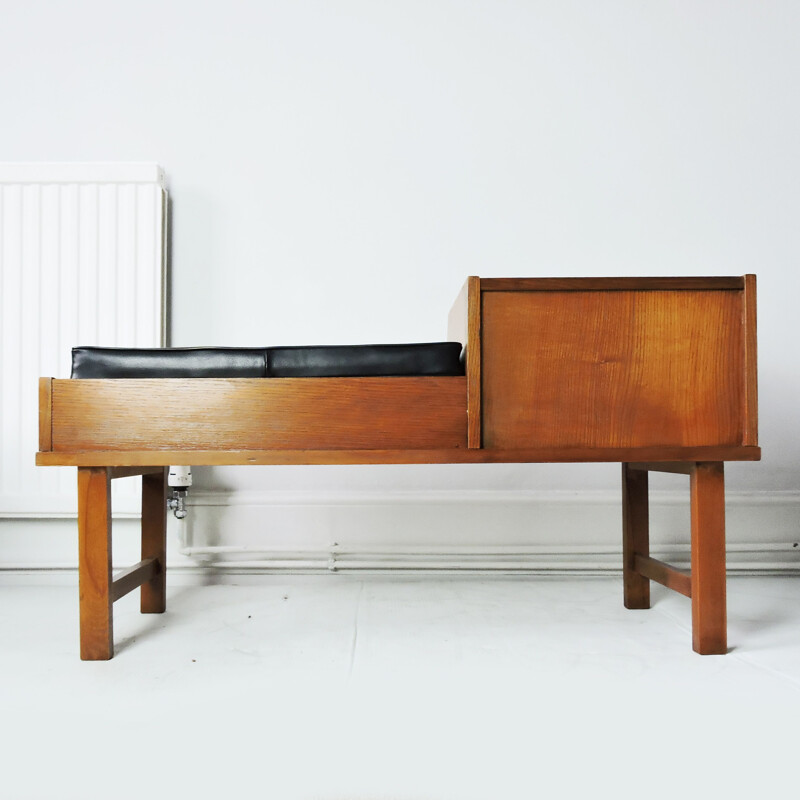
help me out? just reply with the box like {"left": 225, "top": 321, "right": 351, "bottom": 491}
{"left": 36, "top": 276, "right": 760, "bottom": 659}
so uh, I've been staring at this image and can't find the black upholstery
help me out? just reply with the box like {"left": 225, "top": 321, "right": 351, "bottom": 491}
{"left": 268, "top": 343, "right": 463, "bottom": 378}
{"left": 71, "top": 347, "right": 267, "bottom": 379}
{"left": 70, "top": 343, "right": 465, "bottom": 379}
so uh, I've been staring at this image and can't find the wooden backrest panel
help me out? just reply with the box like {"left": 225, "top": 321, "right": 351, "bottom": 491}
{"left": 50, "top": 377, "right": 467, "bottom": 452}
{"left": 481, "top": 285, "right": 752, "bottom": 449}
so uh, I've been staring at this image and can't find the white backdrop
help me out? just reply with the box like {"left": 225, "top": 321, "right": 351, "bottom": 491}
{"left": 1, "top": 1, "right": 798, "bottom": 571}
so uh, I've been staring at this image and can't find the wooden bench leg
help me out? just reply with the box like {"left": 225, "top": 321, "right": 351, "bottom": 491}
{"left": 690, "top": 462, "right": 727, "bottom": 655}
{"left": 78, "top": 467, "right": 113, "bottom": 660}
{"left": 141, "top": 468, "right": 167, "bottom": 614}
{"left": 622, "top": 463, "right": 650, "bottom": 609}
{"left": 622, "top": 461, "right": 728, "bottom": 655}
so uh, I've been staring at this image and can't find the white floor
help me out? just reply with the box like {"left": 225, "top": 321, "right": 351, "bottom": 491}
{"left": 2, "top": 574, "right": 799, "bottom": 799}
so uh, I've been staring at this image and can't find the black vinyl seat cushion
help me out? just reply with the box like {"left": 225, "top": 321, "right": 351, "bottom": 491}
{"left": 268, "top": 343, "right": 463, "bottom": 378}
{"left": 70, "top": 343, "right": 464, "bottom": 379}
{"left": 71, "top": 347, "right": 268, "bottom": 379}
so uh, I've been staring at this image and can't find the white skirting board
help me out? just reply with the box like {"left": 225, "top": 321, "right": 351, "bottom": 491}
{"left": 1, "top": 490, "right": 798, "bottom": 578}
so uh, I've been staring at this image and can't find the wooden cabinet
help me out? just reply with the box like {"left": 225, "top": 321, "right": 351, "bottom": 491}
{"left": 40, "top": 275, "right": 760, "bottom": 658}
{"left": 450, "top": 276, "right": 758, "bottom": 452}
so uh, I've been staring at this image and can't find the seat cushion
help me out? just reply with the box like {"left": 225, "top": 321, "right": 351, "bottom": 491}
{"left": 267, "top": 343, "right": 464, "bottom": 377}
{"left": 70, "top": 347, "right": 267, "bottom": 378}
{"left": 70, "top": 343, "right": 464, "bottom": 378}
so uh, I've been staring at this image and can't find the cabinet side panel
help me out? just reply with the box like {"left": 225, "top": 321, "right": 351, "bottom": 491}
{"left": 39, "top": 377, "right": 53, "bottom": 451}
{"left": 447, "top": 276, "right": 481, "bottom": 447}
{"left": 742, "top": 274, "right": 758, "bottom": 446}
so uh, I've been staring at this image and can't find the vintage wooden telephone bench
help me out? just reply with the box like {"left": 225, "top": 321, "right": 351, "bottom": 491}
{"left": 36, "top": 276, "right": 759, "bottom": 659}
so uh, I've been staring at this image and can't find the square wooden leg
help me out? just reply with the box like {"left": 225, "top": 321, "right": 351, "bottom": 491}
{"left": 141, "top": 469, "right": 167, "bottom": 614}
{"left": 690, "top": 462, "right": 727, "bottom": 655}
{"left": 622, "top": 463, "right": 650, "bottom": 609}
{"left": 77, "top": 467, "right": 113, "bottom": 660}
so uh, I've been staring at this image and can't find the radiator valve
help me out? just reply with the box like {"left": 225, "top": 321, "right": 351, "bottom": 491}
{"left": 167, "top": 466, "right": 192, "bottom": 520}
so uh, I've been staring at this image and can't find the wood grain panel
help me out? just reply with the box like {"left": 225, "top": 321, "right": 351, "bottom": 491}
{"left": 622, "top": 464, "right": 650, "bottom": 609}
{"left": 742, "top": 274, "right": 758, "bottom": 446}
{"left": 466, "top": 278, "right": 482, "bottom": 448}
{"left": 141, "top": 468, "right": 167, "bottom": 614}
{"left": 37, "top": 444, "right": 761, "bottom": 467}
{"left": 690, "top": 462, "right": 727, "bottom": 655}
{"left": 448, "top": 276, "right": 481, "bottom": 447}
{"left": 481, "top": 290, "right": 745, "bottom": 449}
{"left": 77, "top": 467, "right": 113, "bottom": 660}
{"left": 38, "top": 377, "right": 52, "bottom": 451}
{"left": 51, "top": 377, "right": 467, "bottom": 452}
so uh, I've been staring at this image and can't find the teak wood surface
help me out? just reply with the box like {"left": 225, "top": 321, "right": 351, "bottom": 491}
{"left": 481, "top": 288, "right": 746, "bottom": 449}
{"left": 37, "top": 445, "right": 760, "bottom": 467}
{"left": 140, "top": 469, "right": 167, "bottom": 614}
{"left": 448, "top": 276, "right": 481, "bottom": 447}
{"left": 36, "top": 275, "right": 759, "bottom": 659}
{"left": 690, "top": 462, "right": 727, "bottom": 654}
{"left": 622, "top": 460, "right": 727, "bottom": 654}
{"left": 742, "top": 274, "right": 759, "bottom": 446}
{"left": 77, "top": 467, "right": 113, "bottom": 660}
{"left": 622, "top": 464, "right": 650, "bottom": 609}
{"left": 49, "top": 377, "right": 467, "bottom": 452}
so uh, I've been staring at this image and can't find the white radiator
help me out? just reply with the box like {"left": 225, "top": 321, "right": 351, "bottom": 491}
{"left": 0, "top": 163, "right": 167, "bottom": 516}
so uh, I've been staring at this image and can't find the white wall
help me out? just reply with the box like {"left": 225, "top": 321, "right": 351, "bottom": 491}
{"left": 2, "top": 1, "right": 799, "bottom": 571}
